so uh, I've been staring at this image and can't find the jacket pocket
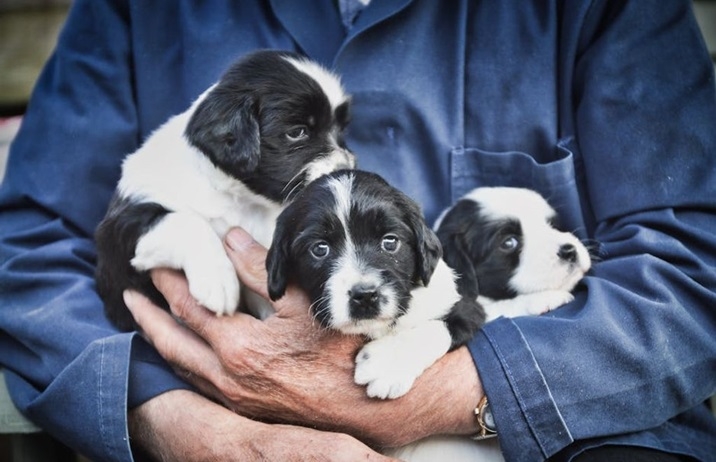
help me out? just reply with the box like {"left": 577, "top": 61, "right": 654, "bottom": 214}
{"left": 450, "top": 138, "right": 593, "bottom": 238}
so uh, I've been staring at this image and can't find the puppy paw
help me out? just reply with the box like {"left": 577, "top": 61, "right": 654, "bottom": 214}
{"left": 354, "top": 337, "right": 419, "bottom": 400}
{"left": 184, "top": 255, "right": 241, "bottom": 316}
{"left": 527, "top": 290, "right": 574, "bottom": 315}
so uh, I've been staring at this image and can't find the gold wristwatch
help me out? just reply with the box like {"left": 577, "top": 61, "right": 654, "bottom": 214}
{"left": 473, "top": 395, "right": 497, "bottom": 440}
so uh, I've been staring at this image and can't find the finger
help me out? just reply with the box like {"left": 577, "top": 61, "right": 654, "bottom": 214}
{"left": 149, "top": 267, "right": 263, "bottom": 345}
{"left": 123, "top": 289, "right": 225, "bottom": 386}
{"left": 224, "top": 227, "right": 270, "bottom": 299}
{"left": 148, "top": 268, "right": 219, "bottom": 337}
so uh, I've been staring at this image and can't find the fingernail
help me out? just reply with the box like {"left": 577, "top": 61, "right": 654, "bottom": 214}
{"left": 123, "top": 290, "right": 134, "bottom": 310}
{"left": 225, "top": 227, "right": 255, "bottom": 251}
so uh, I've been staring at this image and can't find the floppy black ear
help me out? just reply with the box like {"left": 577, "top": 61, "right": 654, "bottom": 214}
{"left": 266, "top": 222, "right": 292, "bottom": 301}
{"left": 185, "top": 92, "right": 261, "bottom": 176}
{"left": 401, "top": 199, "right": 442, "bottom": 287}
{"left": 416, "top": 223, "right": 443, "bottom": 286}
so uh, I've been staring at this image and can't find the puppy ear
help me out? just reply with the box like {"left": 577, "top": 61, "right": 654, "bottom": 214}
{"left": 185, "top": 92, "right": 261, "bottom": 176}
{"left": 414, "top": 219, "right": 443, "bottom": 287}
{"left": 266, "top": 223, "right": 292, "bottom": 301}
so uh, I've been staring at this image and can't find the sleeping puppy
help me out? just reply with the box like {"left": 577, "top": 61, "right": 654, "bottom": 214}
{"left": 435, "top": 187, "right": 591, "bottom": 321}
{"left": 266, "top": 170, "right": 486, "bottom": 399}
{"left": 95, "top": 50, "right": 354, "bottom": 331}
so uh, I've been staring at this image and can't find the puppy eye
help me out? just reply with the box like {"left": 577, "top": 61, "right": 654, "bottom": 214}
{"left": 310, "top": 241, "right": 330, "bottom": 259}
{"left": 286, "top": 126, "right": 309, "bottom": 142}
{"left": 500, "top": 236, "right": 519, "bottom": 252}
{"left": 381, "top": 234, "right": 400, "bottom": 253}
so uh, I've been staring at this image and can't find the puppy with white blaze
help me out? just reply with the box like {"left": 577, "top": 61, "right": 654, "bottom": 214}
{"left": 95, "top": 50, "right": 355, "bottom": 331}
{"left": 435, "top": 187, "right": 592, "bottom": 321}
{"left": 266, "top": 170, "right": 486, "bottom": 400}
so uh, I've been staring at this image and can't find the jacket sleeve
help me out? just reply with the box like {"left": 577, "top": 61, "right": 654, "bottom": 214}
{"left": 468, "top": 1, "right": 716, "bottom": 460}
{"left": 0, "top": 1, "right": 189, "bottom": 461}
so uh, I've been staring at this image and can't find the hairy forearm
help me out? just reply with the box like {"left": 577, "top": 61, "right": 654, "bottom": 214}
{"left": 128, "top": 389, "right": 397, "bottom": 461}
{"left": 128, "top": 389, "right": 256, "bottom": 461}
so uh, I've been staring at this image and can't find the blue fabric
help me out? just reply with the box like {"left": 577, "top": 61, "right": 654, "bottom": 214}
{"left": 0, "top": 1, "right": 714, "bottom": 461}
{"left": 338, "top": 0, "right": 369, "bottom": 29}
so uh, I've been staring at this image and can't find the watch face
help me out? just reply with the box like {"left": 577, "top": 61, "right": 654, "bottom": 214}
{"left": 483, "top": 404, "right": 496, "bottom": 431}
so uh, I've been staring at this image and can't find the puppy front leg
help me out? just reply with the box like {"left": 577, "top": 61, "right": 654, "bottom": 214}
{"left": 354, "top": 320, "right": 452, "bottom": 399}
{"left": 482, "top": 290, "right": 574, "bottom": 321}
{"left": 131, "top": 212, "right": 240, "bottom": 316}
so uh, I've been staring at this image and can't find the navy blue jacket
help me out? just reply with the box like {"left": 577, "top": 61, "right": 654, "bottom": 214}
{"left": 1, "top": 1, "right": 715, "bottom": 460}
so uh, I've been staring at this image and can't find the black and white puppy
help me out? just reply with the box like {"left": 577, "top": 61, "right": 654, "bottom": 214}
{"left": 267, "top": 170, "right": 485, "bottom": 399}
{"left": 95, "top": 50, "right": 354, "bottom": 331}
{"left": 435, "top": 187, "right": 591, "bottom": 321}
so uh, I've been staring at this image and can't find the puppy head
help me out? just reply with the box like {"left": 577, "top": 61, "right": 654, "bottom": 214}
{"left": 435, "top": 187, "right": 591, "bottom": 300}
{"left": 185, "top": 50, "right": 355, "bottom": 202}
{"left": 267, "top": 170, "right": 441, "bottom": 337}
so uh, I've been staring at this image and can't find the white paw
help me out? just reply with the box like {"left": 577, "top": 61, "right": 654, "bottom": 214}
{"left": 526, "top": 290, "right": 574, "bottom": 315}
{"left": 184, "top": 255, "right": 240, "bottom": 316}
{"left": 354, "top": 337, "right": 419, "bottom": 400}
{"left": 130, "top": 213, "right": 240, "bottom": 315}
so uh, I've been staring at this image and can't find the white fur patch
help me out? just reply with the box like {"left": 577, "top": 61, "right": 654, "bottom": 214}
{"left": 131, "top": 212, "right": 240, "bottom": 315}
{"left": 464, "top": 187, "right": 555, "bottom": 224}
{"left": 481, "top": 290, "right": 575, "bottom": 322}
{"left": 283, "top": 56, "right": 348, "bottom": 111}
{"left": 326, "top": 171, "right": 355, "bottom": 223}
{"left": 399, "top": 259, "right": 461, "bottom": 328}
{"left": 303, "top": 148, "right": 356, "bottom": 184}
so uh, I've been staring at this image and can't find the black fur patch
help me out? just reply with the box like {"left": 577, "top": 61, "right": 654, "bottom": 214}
{"left": 95, "top": 195, "right": 169, "bottom": 331}
{"left": 436, "top": 199, "right": 522, "bottom": 301}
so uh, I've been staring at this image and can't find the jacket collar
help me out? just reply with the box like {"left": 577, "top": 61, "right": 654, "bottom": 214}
{"left": 269, "top": 0, "right": 414, "bottom": 66}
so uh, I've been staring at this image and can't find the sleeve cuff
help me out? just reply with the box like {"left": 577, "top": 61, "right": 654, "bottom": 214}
{"left": 128, "top": 335, "right": 193, "bottom": 409}
{"left": 467, "top": 317, "right": 574, "bottom": 460}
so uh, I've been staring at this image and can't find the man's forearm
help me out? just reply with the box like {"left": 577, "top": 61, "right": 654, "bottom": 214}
{"left": 128, "top": 389, "right": 254, "bottom": 461}
{"left": 128, "top": 389, "right": 398, "bottom": 461}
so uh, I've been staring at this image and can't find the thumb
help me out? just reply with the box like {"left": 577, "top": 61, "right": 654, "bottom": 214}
{"left": 224, "top": 227, "right": 270, "bottom": 300}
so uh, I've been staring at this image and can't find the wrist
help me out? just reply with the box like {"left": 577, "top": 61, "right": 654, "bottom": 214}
{"left": 380, "top": 346, "right": 482, "bottom": 446}
{"left": 428, "top": 346, "right": 483, "bottom": 436}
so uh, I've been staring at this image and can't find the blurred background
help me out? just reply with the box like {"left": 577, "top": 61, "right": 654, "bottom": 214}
{"left": 0, "top": 0, "right": 715, "bottom": 179}
{"left": 0, "top": 1, "right": 715, "bottom": 461}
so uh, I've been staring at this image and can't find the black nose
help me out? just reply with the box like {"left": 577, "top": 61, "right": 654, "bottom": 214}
{"left": 558, "top": 244, "right": 578, "bottom": 263}
{"left": 348, "top": 284, "right": 380, "bottom": 319}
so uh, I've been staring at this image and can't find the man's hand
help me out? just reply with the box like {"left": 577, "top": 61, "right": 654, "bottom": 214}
{"left": 125, "top": 227, "right": 482, "bottom": 447}
{"left": 128, "top": 389, "right": 395, "bottom": 461}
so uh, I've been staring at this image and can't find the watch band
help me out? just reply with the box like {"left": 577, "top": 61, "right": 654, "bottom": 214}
{"left": 473, "top": 395, "right": 497, "bottom": 440}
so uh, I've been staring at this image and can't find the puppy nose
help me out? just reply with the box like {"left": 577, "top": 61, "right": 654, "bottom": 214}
{"left": 558, "top": 244, "right": 578, "bottom": 263}
{"left": 348, "top": 284, "right": 380, "bottom": 319}
{"left": 350, "top": 284, "right": 378, "bottom": 303}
